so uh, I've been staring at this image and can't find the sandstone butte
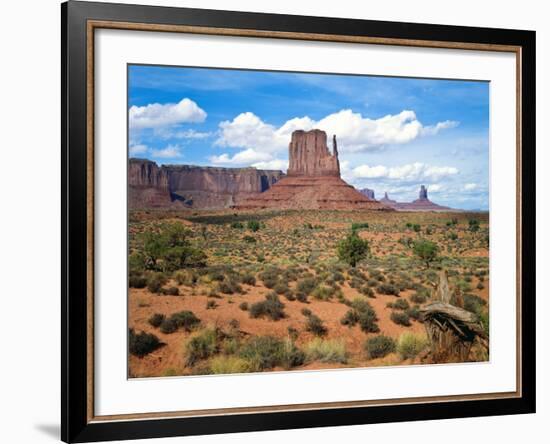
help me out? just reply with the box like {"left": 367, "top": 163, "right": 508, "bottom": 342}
{"left": 237, "top": 129, "right": 389, "bottom": 211}
{"left": 380, "top": 186, "right": 455, "bottom": 212}
{"left": 128, "top": 159, "right": 284, "bottom": 209}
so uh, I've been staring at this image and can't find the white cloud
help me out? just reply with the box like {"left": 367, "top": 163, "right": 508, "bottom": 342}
{"left": 252, "top": 159, "right": 289, "bottom": 171}
{"left": 213, "top": 110, "right": 458, "bottom": 164}
{"left": 421, "top": 120, "right": 459, "bottom": 136}
{"left": 155, "top": 128, "right": 212, "bottom": 140}
{"left": 150, "top": 144, "right": 184, "bottom": 159}
{"left": 352, "top": 162, "right": 459, "bottom": 182}
{"left": 129, "top": 98, "right": 207, "bottom": 129}
{"left": 129, "top": 143, "right": 148, "bottom": 156}
{"left": 463, "top": 183, "right": 477, "bottom": 191}
{"left": 209, "top": 148, "right": 273, "bottom": 165}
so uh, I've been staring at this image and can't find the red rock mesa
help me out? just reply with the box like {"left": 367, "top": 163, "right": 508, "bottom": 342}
{"left": 238, "top": 129, "right": 389, "bottom": 210}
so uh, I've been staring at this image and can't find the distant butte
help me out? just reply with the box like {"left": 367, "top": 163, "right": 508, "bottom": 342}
{"left": 237, "top": 130, "right": 390, "bottom": 210}
{"left": 381, "top": 186, "right": 456, "bottom": 212}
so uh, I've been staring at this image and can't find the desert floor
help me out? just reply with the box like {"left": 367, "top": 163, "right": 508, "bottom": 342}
{"left": 128, "top": 209, "right": 489, "bottom": 378}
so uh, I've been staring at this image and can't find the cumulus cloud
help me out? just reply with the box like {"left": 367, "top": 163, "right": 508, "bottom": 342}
{"left": 351, "top": 162, "right": 459, "bottom": 182}
{"left": 463, "top": 183, "right": 477, "bottom": 191}
{"left": 129, "top": 143, "right": 148, "bottom": 156}
{"left": 209, "top": 148, "right": 274, "bottom": 166}
{"left": 149, "top": 144, "right": 184, "bottom": 159}
{"left": 213, "top": 109, "right": 458, "bottom": 166}
{"left": 252, "top": 159, "right": 289, "bottom": 170}
{"left": 129, "top": 98, "right": 207, "bottom": 129}
{"left": 155, "top": 128, "right": 212, "bottom": 140}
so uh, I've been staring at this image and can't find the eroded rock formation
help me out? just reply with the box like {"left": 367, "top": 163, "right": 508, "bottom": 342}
{"left": 380, "top": 186, "right": 455, "bottom": 212}
{"left": 128, "top": 158, "right": 284, "bottom": 209}
{"left": 238, "top": 130, "right": 389, "bottom": 211}
{"left": 359, "top": 188, "right": 375, "bottom": 200}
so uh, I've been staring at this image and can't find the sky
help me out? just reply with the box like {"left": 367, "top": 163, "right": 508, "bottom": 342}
{"left": 128, "top": 64, "right": 489, "bottom": 210}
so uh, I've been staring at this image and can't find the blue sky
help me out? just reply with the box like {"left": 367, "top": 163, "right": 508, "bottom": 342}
{"left": 128, "top": 65, "right": 489, "bottom": 210}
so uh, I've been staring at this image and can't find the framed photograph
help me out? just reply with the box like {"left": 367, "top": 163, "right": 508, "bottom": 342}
{"left": 62, "top": 1, "right": 535, "bottom": 442}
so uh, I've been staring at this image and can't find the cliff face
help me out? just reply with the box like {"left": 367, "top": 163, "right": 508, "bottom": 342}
{"left": 287, "top": 130, "right": 340, "bottom": 177}
{"left": 128, "top": 159, "right": 284, "bottom": 209}
{"left": 238, "top": 130, "right": 390, "bottom": 211}
{"left": 359, "top": 188, "right": 375, "bottom": 200}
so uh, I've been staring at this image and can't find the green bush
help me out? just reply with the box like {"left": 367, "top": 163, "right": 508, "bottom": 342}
{"left": 247, "top": 220, "right": 261, "bottom": 232}
{"left": 146, "top": 273, "right": 167, "bottom": 293}
{"left": 170, "top": 310, "right": 200, "bottom": 331}
{"left": 274, "top": 282, "right": 290, "bottom": 295}
{"left": 305, "top": 314, "right": 327, "bottom": 336}
{"left": 392, "top": 298, "right": 410, "bottom": 310}
{"left": 364, "top": 335, "right": 396, "bottom": 359}
{"left": 463, "top": 294, "right": 487, "bottom": 314}
{"left": 230, "top": 221, "right": 244, "bottom": 229}
{"left": 129, "top": 329, "right": 161, "bottom": 357}
{"left": 174, "top": 270, "right": 198, "bottom": 286}
{"left": 241, "top": 273, "right": 256, "bottom": 286}
{"left": 377, "top": 283, "right": 400, "bottom": 296}
{"left": 341, "top": 299, "right": 379, "bottom": 333}
{"left": 185, "top": 328, "right": 219, "bottom": 366}
{"left": 305, "top": 338, "right": 347, "bottom": 363}
{"left": 312, "top": 284, "right": 336, "bottom": 301}
{"left": 297, "top": 277, "right": 317, "bottom": 295}
{"left": 413, "top": 240, "right": 439, "bottom": 268}
{"left": 209, "top": 356, "right": 250, "bottom": 374}
{"left": 413, "top": 224, "right": 421, "bottom": 232}
{"left": 390, "top": 311, "right": 411, "bottom": 326}
{"left": 129, "top": 274, "right": 147, "bottom": 288}
{"left": 159, "top": 318, "right": 179, "bottom": 334}
{"left": 406, "top": 305, "right": 423, "bottom": 322}
{"left": 240, "top": 336, "right": 304, "bottom": 371}
{"left": 410, "top": 291, "right": 428, "bottom": 304}
{"left": 249, "top": 293, "right": 286, "bottom": 321}
{"left": 337, "top": 232, "right": 370, "bottom": 267}
{"left": 397, "top": 332, "right": 428, "bottom": 359}
{"left": 351, "top": 222, "right": 369, "bottom": 231}
{"left": 243, "top": 235, "right": 256, "bottom": 243}
{"left": 148, "top": 313, "right": 165, "bottom": 328}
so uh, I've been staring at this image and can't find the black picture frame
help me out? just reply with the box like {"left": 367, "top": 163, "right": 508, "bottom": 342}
{"left": 61, "top": 1, "right": 536, "bottom": 442}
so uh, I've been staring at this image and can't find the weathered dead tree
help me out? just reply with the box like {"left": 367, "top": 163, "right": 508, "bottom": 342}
{"left": 420, "top": 270, "right": 488, "bottom": 363}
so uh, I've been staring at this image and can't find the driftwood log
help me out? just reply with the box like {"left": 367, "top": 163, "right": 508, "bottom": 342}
{"left": 420, "top": 270, "right": 488, "bottom": 363}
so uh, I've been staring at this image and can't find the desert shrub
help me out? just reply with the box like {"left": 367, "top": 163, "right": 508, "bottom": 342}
{"left": 206, "top": 299, "right": 218, "bottom": 310}
{"left": 274, "top": 281, "right": 290, "bottom": 295}
{"left": 406, "top": 305, "right": 423, "bottom": 322}
{"left": 410, "top": 291, "right": 428, "bottom": 304}
{"left": 413, "top": 224, "right": 421, "bottom": 232}
{"left": 129, "top": 274, "right": 147, "bottom": 288}
{"left": 364, "top": 335, "right": 396, "bottom": 359}
{"left": 146, "top": 273, "right": 168, "bottom": 293}
{"left": 296, "top": 277, "right": 317, "bottom": 295}
{"left": 209, "top": 356, "right": 250, "bottom": 374}
{"left": 259, "top": 267, "right": 281, "bottom": 289}
{"left": 377, "top": 283, "right": 400, "bottom": 296}
{"left": 243, "top": 235, "right": 256, "bottom": 243}
{"left": 301, "top": 308, "right": 312, "bottom": 317}
{"left": 148, "top": 313, "right": 165, "bottom": 328}
{"left": 159, "top": 318, "right": 179, "bottom": 334}
{"left": 463, "top": 294, "right": 487, "bottom": 314}
{"left": 477, "top": 281, "right": 485, "bottom": 290}
{"left": 218, "top": 277, "right": 243, "bottom": 295}
{"left": 337, "top": 232, "right": 370, "bottom": 267}
{"left": 247, "top": 220, "right": 261, "bottom": 232}
{"left": 185, "top": 328, "right": 219, "bottom": 366}
{"left": 170, "top": 310, "right": 200, "bottom": 331}
{"left": 249, "top": 293, "right": 286, "bottom": 321}
{"left": 241, "top": 273, "right": 256, "bottom": 286}
{"left": 174, "top": 270, "right": 198, "bottom": 286}
{"left": 283, "top": 290, "right": 296, "bottom": 301}
{"left": 468, "top": 219, "right": 480, "bottom": 232}
{"left": 390, "top": 311, "right": 411, "bottom": 326}
{"left": 230, "top": 221, "right": 244, "bottom": 229}
{"left": 296, "top": 292, "right": 309, "bottom": 303}
{"left": 392, "top": 298, "right": 410, "bottom": 310}
{"left": 129, "top": 329, "right": 161, "bottom": 357}
{"left": 161, "top": 286, "right": 180, "bottom": 296}
{"left": 305, "top": 314, "right": 328, "bottom": 336}
{"left": 413, "top": 240, "right": 439, "bottom": 268}
{"left": 360, "top": 286, "right": 375, "bottom": 298}
{"left": 351, "top": 222, "right": 369, "bottom": 231}
{"left": 305, "top": 338, "right": 347, "bottom": 363}
{"left": 239, "top": 336, "right": 304, "bottom": 371}
{"left": 341, "top": 299, "right": 379, "bottom": 333}
{"left": 239, "top": 301, "right": 249, "bottom": 311}
{"left": 287, "top": 326, "right": 299, "bottom": 341}
{"left": 397, "top": 332, "right": 428, "bottom": 359}
{"left": 312, "top": 284, "right": 336, "bottom": 301}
